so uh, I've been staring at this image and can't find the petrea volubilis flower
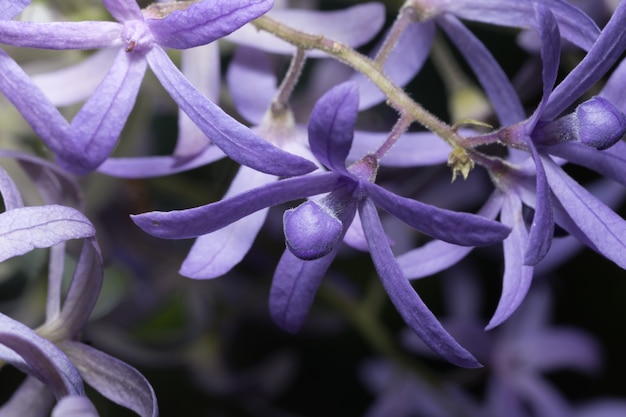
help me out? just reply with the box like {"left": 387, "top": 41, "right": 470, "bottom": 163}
{"left": 132, "top": 82, "right": 511, "bottom": 367}
{"left": 0, "top": 0, "right": 315, "bottom": 176}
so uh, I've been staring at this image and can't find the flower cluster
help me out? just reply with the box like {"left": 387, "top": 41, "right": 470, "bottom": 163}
{"left": 0, "top": 0, "right": 625, "bottom": 415}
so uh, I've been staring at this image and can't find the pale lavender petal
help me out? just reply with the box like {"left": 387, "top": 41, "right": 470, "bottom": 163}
{"left": 146, "top": 0, "right": 272, "bottom": 49}
{"left": 61, "top": 341, "right": 158, "bottom": 417}
{"left": 0, "top": 314, "right": 84, "bottom": 398}
{"left": 446, "top": 0, "right": 599, "bottom": 51}
{"left": 226, "top": 3, "right": 385, "bottom": 57}
{"left": 365, "top": 183, "right": 510, "bottom": 246}
{"left": 52, "top": 395, "right": 99, "bottom": 417}
{"left": 0, "top": 377, "right": 54, "bottom": 417}
{"left": 342, "top": 211, "right": 368, "bottom": 251}
{"left": 97, "top": 146, "right": 225, "bottom": 178}
{"left": 353, "top": 21, "right": 435, "bottom": 110}
{"left": 487, "top": 193, "right": 534, "bottom": 329}
{"left": 56, "top": 239, "right": 102, "bottom": 338}
{"left": 45, "top": 243, "right": 66, "bottom": 321}
{"left": 438, "top": 14, "right": 525, "bottom": 125}
{"left": 180, "top": 167, "right": 276, "bottom": 279}
{"left": 0, "top": 164, "right": 23, "bottom": 210}
{"left": 31, "top": 48, "right": 118, "bottom": 107}
{"left": 359, "top": 198, "right": 480, "bottom": 368}
{"left": 147, "top": 46, "right": 316, "bottom": 176}
{"left": 131, "top": 172, "right": 340, "bottom": 239}
{"left": 0, "top": 205, "right": 95, "bottom": 263}
{"left": 227, "top": 45, "right": 276, "bottom": 125}
{"left": 509, "top": 375, "right": 571, "bottom": 417}
{"left": 270, "top": 248, "right": 337, "bottom": 333}
{"left": 350, "top": 130, "right": 450, "bottom": 167}
{"left": 0, "top": 21, "right": 122, "bottom": 49}
{"left": 0, "top": 0, "right": 30, "bottom": 20}
{"left": 399, "top": 192, "right": 503, "bottom": 279}
{"left": 103, "top": 0, "right": 142, "bottom": 21}
{"left": 576, "top": 400, "right": 626, "bottom": 417}
{"left": 174, "top": 43, "right": 219, "bottom": 157}
{"left": 64, "top": 48, "right": 146, "bottom": 174}
{"left": 543, "top": 156, "right": 626, "bottom": 268}
{"left": 544, "top": 0, "right": 626, "bottom": 120}
{"left": 308, "top": 82, "right": 358, "bottom": 173}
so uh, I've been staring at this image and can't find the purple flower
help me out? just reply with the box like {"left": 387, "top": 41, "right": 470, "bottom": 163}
{"left": 0, "top": 0, "right": 315, "bottom": 176}
{"left": 132, "top": 82, "right": 510, "bottom": 367}
{"left": 0, "top": 155, "right": 157, "bottom": 416}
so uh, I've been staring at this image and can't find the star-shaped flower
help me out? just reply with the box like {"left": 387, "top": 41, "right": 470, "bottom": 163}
{"left": 132, "top": 82, "right": 510, "bottom": 367}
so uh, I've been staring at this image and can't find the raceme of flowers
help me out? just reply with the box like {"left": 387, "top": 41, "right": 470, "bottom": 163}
{"left": 0, "top": 0, "right": 625, "bottom": 415}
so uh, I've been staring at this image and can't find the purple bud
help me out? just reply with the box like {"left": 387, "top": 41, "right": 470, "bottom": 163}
{"left": 283, "top": 200, "right": 342, "bottom": 260}
{"left": 576, "top": 96, "right": 626, "bottom": 150}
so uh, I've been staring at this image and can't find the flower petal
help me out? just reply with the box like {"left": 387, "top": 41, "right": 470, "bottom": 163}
{"left": 146, "top": 46, "right": 316, "bottom": 176}
{"left": 146, "top": 0, "right": 272, "bottom": 49}
{"left": 226, "top": 3, "right": 385, "bottom": 58}
{"left": 61, "top": 341, "right": 158, "bottom": 417}
{"left": 0, "top": 205, "right": 95, "bottom": 263}
{"left": 438, "top": 14, "right": 524, "bottom": 125}
{"left": 542, "top": 156, "right": 626, "bottom": 268}
{"left": 131, "top": 172, "right": 340, "bottom": 239}
{"left": 0, "top": 21, "right": 122, "bottom": 49}
{"left": 308, "top": 82, "right": 358, "bottom": 173}
{"left": 52, "top": 395, "right": 99, "bottom": 417}
{"left": 270, "top": 248, "right": 338, "bottom": 333}
{"left": 486, "top": 193, "right": 534, "bottom": 329}
{"left": 103, "top": 0, "right": 143, "bottom": 21}
{"left": 64, "top": 49, "right": 147, "bottom": 174}
{"left": 180, "top": 166, "right": 276, "bottom": 278}
{"left": 0, "top": 377, "right": 54, "bottom": 416}
{"left": 0, "top": 164, "right": 23, "bottom": 210}
{"left": 0, "top": 0, "right": 30, "bottom": 20}
{"left": 548, "top": 141, "right": 626, "bottom": 187}
{"left": 0, "top": 313, "right": 84, "bottom": 398}
{"left": 365, "top": 183, "right": 510, "bottom": 246}
{"left": 359, "top": 198, "right": 480, "bottom": 368}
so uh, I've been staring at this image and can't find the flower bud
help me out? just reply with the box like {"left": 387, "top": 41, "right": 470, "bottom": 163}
{"left": 283, "top": 200, "right": 342, "bottom": 260}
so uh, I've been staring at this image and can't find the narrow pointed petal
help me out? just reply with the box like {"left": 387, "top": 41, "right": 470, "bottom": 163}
{"left": 359, "top": 198, "right": 480, "bottom": 368}
{"left": 520, "top": 330, "right": 600, "bottom": 373}
{"left": 61, "top": 341, "right": 158, "bottom": 417}
{"left": 46, "top": 243, "right": 66, "bottom": 321}
{"left": 365, "top": 183, "right": 510, "bottom": 246}
{"left": 146, "top": 0, "right": 272, "bottom": 49}
{"left": 270, "top": 248, "right": 337, "bottom": 333}
{"left": 226, "top": 3, "right": 385, "bottom": 57}
{"left": 524, "top": 144, "right": 554, "bottom": 265}
{"left": 445, "top": 0, "right": 599, "bottom": 51}
{"left": 147, "top": 46, "right": 316, "bottom": 176}
{"left": 0, "top": 21, "right": 122, "bottom": 49}
{"left": 544, "top": 0, "right": 626, "bottom": 120}
{"left": 52, "top": 396, "right": 99, "bottom": 417}
{"left": 527, "top": 5, "right": 560, "bottom": 127}
{"left": 308, "top": 82, "right": 358, "bottom": 173}
{"left": 548, "top": 141, "right": 626, "bottom": 187}
{"left": 131, "top": 172, "right": 339, "bottom": 239}
{"left": 64, "top": 49, "right": 146, "bottom": 174}
{"left": 438, "top": 15, "right": 524, "bottom": 125}
{"left": 0, "top": 205, "right": 95, "bottom": 263}
{"left": 487, "top": 194, "right": 534, "bottom": 329}
{"left": 600, "top": 58, "right": 626, "bottom": 113}
{"left": 180, "top": 166, "right": 276, "bottom": 278}
{"left": 353, "top": 21, "right": 434, "bottom": 110}
{"left": 0, "top": 314, "right": 84, "bottom": 398}
{"left": 542, "top": 156, "right": 626, "bottom": 268}
{"left": 97, "top": 146, "right": 225, "bottom": 178}
{"left": 56, "top": 239, "right": 103, "bottom": 338}
{"left": 31, "top": 48, "right": 118, "bottom": 107}
{"left": 399, "top": 192, "right": 504, "bottom": 279}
